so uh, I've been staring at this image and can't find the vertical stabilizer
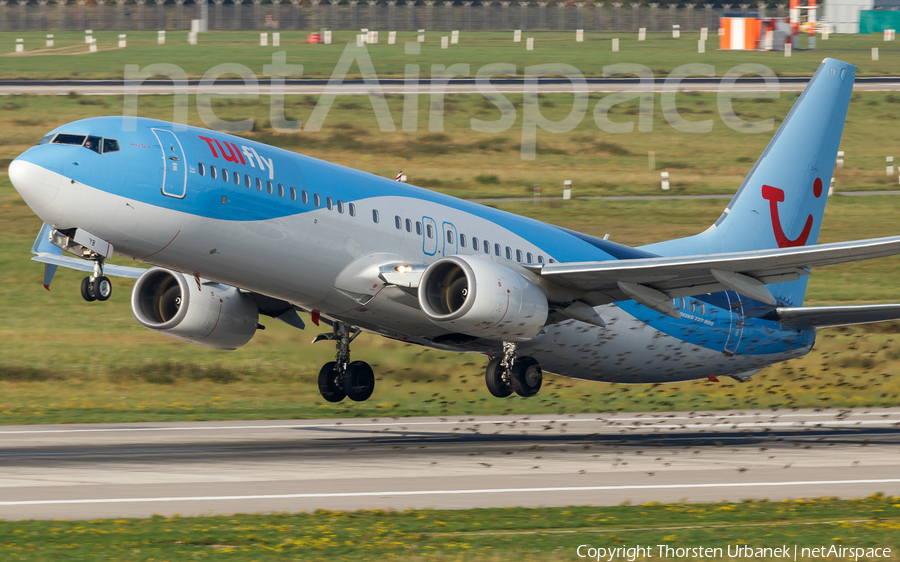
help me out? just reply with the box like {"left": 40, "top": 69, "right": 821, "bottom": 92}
{"left": 643, "top": 58, "right": 856, "bottom": 306}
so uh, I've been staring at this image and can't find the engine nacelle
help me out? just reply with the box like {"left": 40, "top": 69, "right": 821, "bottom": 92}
{"left": 131, "top": 268, "right": 259, "bottom": 350}
{"left": 418, "top": 255, "right": 548, "bottom": 341}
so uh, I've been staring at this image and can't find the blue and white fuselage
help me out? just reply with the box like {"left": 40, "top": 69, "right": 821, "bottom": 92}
{"left": 11, "top": 58, "right": 899, "bottom": 399}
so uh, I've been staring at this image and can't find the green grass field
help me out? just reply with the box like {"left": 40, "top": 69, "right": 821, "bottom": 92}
{"left": 1, "top": 90, "right": 900, "bottom": 424}
{"left": 1, "top": 496, "right": 899, "bottom": 561}
{"left": 0, "top": 30, "right": 898, "bottom": 79}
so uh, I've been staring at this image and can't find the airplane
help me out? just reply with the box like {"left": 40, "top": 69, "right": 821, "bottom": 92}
{"left": 10, "top": 57, "right": 900, "bottom": 403}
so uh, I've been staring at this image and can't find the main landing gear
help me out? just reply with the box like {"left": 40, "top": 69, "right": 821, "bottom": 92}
{"left": 314, "top": 322, "right": 375, "bottom": 403}
{"left": 80, "top": 257, "right": 112, "bottom": 302}
{"left": 485, "top": 342, "right": 543, "bottom": 398}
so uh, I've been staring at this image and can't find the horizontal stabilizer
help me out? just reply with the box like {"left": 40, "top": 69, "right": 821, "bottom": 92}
{"left": 777, "top": 304, "right": 900, "bottom": 329}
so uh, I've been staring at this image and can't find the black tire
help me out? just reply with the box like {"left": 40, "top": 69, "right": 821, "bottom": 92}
{"left": 343, "top": 361, "right": 375, "bottom": 402}
{"left": 511, "top": 356, "right": 542, "bottom": 398}
{"left": 485, "top": 357, "right": 512, "bottom": 398}
{"left": 93, "top": 276, "right": 112, "bottom": 301}
{"left": 317, "top": 361, "right": 345, "bottom": 403}
{"left": 80, "top": 277, "right": 96, "bottom": 302}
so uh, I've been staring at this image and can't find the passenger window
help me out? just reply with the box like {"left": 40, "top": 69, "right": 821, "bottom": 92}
{"left": 233, "top": 171, "right": 240, "bottom": 184}
{"left": 337, "top": 200, "right": 344, "bottom": 213}
{"left": 395, "top": 215, "right": 402, "bottom": 229}
{"left": 52, "top": 134, "right": 86, "bottom": 145}
{"left": 326, "top": 197, "right": 333, "bottom": 210}
{"left": 472, "top": 237, "right": 478, "bottom": 250}
{"left": 483, "top": 240, "right": 489, "bottom": 254}
{"left": 405, "top": 219, "right": 412, "bottom": 232}
{"left": 199, "top": 162, "right": 206, "bottom": 176}
{"left": 102, "top": 138, "right": 120, "bottom": 153}
{"left": 244, "top": 174, "right": 251, "bottom": 188}
{"left": 549, "top": 258, "right": 556, "bottom": 263}
{"left": 447, "top": 230, "right": 454, "bottom": 244}
{"left": 416, "top": 221, "right": 422, "bottom": 235}
{"left": 427, "top": 225, "right": 434, "bottom": 239}
{"left": 302, "top": 190, "right": 309, "bottom": 204}
{"left": 222, "top": 168, "right": 229, "bottom": 182}
{"left": 460, "top": 234, "right": 467, "bottom": 248}
{"left": 290, "top": 187, "right": 297, "bottom": 201}
{"left": 527, "top": 252, "right": 533, "bottom": 263}
{"left": 84, "top": 136, "right": 102, "bottom": 153}
{"left": 314, "top": 194, "right": 321, "bottom": 207}
{"left": 349, "top": 203, "right": 356, "bottom": 217}
{"left": 698, "top": 302, "right": 706, "bottom": 315}
{"left": 372, "top": 209, "right": 379, "bottom": 223}
{"left": 211, "top": 166, "right": 218, "bottom": 180}
{"left": 256, "top": 177, "right": 263, "bottom": 191}
{"left": 516, "top": 250, "right": 523, "bottom": 262}
{"left": 538, "top": 255, "right": 544, "bottom": 264}
{"left": 266, "top": 180, "right": 274, "bottom": 194}
{"left": 494, "top": 244, "right": 501, "bottom": 256}
{"left": 505, "top": 247, "right": 511, "bottom": 259}
{"left": 277, "top": 183, "right": 285, "bottom": 197}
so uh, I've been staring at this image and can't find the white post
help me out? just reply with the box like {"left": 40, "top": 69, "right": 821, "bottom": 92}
{"left": 46, "top": 34, "right": 54, "bottom": 48}
{"left": 829, "top": 177, "right": 834, "bottom": 196}
{"left": 418, "top": 28, "right": 425, "bottom": 42}
{"left": 367, "top": 30, "right": 373, "bottom": 43}
{"left": 888, "top": 156, "right": 894, "bottom": 176}
{"left": 673, "top": 24, "right": 680, "bottom": 38}
{"left": 273, "top": 32, "right": 280, "bottom": 47}
{"left": 89, "top": 37, "right": 97, "bottom": 52}
{"left": 872, "top": 47, "right": 879, "bottom": 61}
{"left": 85, "top": 30, "right": 93, "bottom": 44}
{"left": 576, "top": 29, "right": 583, "bottom": 42}
{"left": 118, "top": 34, "right": 127, "bottom": 48}
{"left": 324, "top": 30, "right": 332, "bottom": 44}
{"left": 821, "top": 28, "right": 829, "bottom": 40}
{"left": 191, "top": 19, "right": 200, "bottom": 32}
{"left": 388, "top": 30, "right": 396, "bottom": 44}
{"left": 15, "top": 38, "right": 23, "bottom": 53}
{"left": 374, "top": 31, "right": 379, "bottom": 43}
{"left": 158, "top": 30, "right": 166, "bottom": 44}
{"left": 451, "top": 29, "right": 459, "bottom": 43}
{"left": 612, "top": 37, "right": 619, "bottom": 51}
{"left": 514, "top": 29, "right": 521, "bottom": 42}
{"left": 698, "top": 39, "right": 705, "bottom": 53}
{"left": 700, "top": 26, "right": 707, "bottom": 40}
{"left": 836, "top": 150, "right": 844, "bottom": 168}
{"left": 784, "top": 41, "right": 791, "bottom": 57}
{"left": 638, "top": 27, "right": 646, "bottom": 40}
{"left": 357, "top": 34, "right": 364, "bottom": 46}
{"left": 526, "top": 36, "right": 533, "bottom": 50}
{"left": 441, "top": 35, "right": 449, "bottom": 48}
{"left": 885, "top": 29, "right": 891, "bottom": 41}
{"left": 260, "top": 32, "right": 268, "bottom": 46}
{"left": 188, "top": 32, "right": 198, "bottom": 45}
{"left": 563, "top": 179, "right": 572, "bottom": 200}
{"left": 661, "top": 171, "right": 670, "bottom": 190}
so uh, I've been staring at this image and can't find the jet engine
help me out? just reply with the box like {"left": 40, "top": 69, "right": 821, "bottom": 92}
{"left": 418, "top": 255, "right": 548, "bottom": 341}
{"left": 131, "top": 268, "right": 259, "bottom": 350}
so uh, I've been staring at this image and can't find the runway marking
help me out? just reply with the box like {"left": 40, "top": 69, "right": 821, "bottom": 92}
{"left": 2, "top": 479, "right": 899, "bottom": 507}
{"left": 1, "top": 415, "right": 899, "bottom": 435}
{"left": 0, "top": 448, "right": 234, "bottom": 458}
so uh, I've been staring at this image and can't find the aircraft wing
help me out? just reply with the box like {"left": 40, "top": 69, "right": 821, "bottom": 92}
{"left": 776, "top": 304, "right": 900, "bottom": 329}
{"left": 530, "top": 235, "right": 900, "bottom": 314}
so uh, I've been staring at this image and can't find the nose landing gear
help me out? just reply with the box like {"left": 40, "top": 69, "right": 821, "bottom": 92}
{"left": 485, "top": 342, "right": 543, "bottom": 398}
{"left": 314, "top": 322, "right": 375, "bottom": 402}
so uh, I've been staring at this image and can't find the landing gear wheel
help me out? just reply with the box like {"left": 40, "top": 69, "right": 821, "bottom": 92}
{"left": 343, "top": 361, "right": 375, "bottom": 402}
{"left": 485, "top": 357, "right": 513, "bottom": 398}
{"left": 317, "top": 361, "right": 346, "bottom": 403}
{"left": 511, "top": 356, "right": 542, "bottom": 397}
{"left": 92, "top": 276, "right": 112, "bottom": 301}
{"left": 80, "top": 277, "right": 96, "bottom": 302}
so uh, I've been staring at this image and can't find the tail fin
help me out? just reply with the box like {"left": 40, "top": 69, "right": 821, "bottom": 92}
{"left": 643, "top": 58, "right": 856, "bottom": 306}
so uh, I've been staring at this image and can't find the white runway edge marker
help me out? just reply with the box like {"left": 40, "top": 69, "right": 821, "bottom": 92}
{"left": 4, "top": 479, "right": 900, "bottom": 507}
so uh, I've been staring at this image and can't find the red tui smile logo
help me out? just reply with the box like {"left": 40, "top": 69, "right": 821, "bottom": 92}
{"left": 761, "top": 177, "right": 823, "bottom": 248}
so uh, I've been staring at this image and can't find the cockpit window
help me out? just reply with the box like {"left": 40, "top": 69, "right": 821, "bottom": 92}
{"left": 102, "top": 138, "right": 120, "bottom": 153}
{"left": 52, "top": 134, "right": 86, "bottom": 146}
{"left": 84, "top": 136, "right": 102, "bottom": 153}
{"left": 38, "top": 134, "right": 55, "bottom": 145}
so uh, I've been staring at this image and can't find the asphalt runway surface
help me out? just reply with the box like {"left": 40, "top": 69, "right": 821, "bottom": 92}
{"left": 1, "top": 76, "right": 900, "bottom": 95}
{"left": 1, "top": 408, "right": 899, "bottom": 520}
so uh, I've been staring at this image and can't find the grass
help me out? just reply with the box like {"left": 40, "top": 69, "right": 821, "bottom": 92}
{"left": 0, "top": 30, "right": 899, "bottom": 80}
{"left": 1, "top": 87, "right": 900, "bottom": 424}
{"left": 1, "top": 496, "right": 899, "bottom": 560}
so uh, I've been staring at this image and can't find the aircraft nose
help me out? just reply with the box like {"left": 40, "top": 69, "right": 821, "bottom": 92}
{"left": 9, "top": 157, "right": 61, "bottom": 210}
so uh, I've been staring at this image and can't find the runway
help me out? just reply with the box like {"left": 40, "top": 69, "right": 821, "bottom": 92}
{"left": 1, "top": 408, "right": 899, "bottom": 520}
{"left": 1, "top": 76, "right": 900, "bottom": 96}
